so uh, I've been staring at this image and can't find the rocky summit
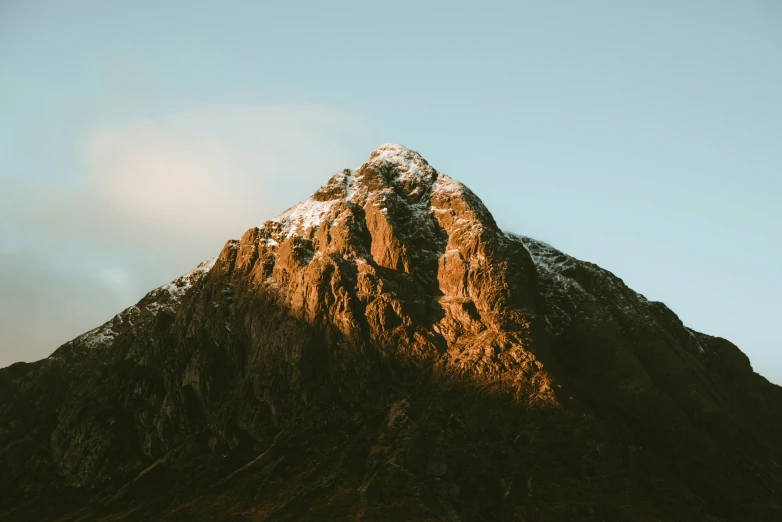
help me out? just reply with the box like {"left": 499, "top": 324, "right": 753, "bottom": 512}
{"left": 1, "top": 144, "right": 781, "bottom": 521}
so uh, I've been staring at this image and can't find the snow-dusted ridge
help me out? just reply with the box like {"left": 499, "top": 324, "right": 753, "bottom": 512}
{"left": 158, "top": 256, "right": 218, "bottom": 301}
{"left": 269, "top": 143, "right": 466, "bottom": 241}
{"left": 368, "top": 142, "right": 434, "bottom": 183}
{"left": 272, "top": 197, "right": 339, "bottom": 240}
{"left": 67, "top": 257, "right": 219, "bottom": 352}
{"left": 505, "top": 233, "right": 710, "bottom": 355}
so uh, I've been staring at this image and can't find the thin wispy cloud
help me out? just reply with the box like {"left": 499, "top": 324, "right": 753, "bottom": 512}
{"left": 0, "top": 103, "right": 369, "bottom": 366}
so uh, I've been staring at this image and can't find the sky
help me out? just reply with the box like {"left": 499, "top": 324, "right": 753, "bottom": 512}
{"left": 1, "top": 1, "right": 780, "bottom": 383}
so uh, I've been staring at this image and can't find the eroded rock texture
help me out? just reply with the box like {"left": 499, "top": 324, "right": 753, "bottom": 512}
{"left": 1, "top": 144, "right": 781, "bottom": 521}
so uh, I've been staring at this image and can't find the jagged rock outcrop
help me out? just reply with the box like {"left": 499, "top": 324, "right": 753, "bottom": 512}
{"left": 1, "top": 144, "right": 781, "bottom": 521}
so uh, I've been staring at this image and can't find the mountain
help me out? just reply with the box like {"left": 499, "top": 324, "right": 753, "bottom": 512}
{"left": 1, "top": 144, "right": 781, "bottom": 521}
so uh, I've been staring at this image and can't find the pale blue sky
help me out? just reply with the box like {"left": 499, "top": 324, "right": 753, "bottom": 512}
{"left": 1, "top": 1, "right": 781, "bottom": 383}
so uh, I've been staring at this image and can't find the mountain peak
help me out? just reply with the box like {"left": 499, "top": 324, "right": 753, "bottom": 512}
{"left": 268, "top": 144, "right": 481, "bottom": 248}
{"left": 3, "top": 145, "right": 781, "bottom": 520}
{"left": 370, "top": 142, "right": 416, "bottom": 153}
{"left": 368, "top": 143, "right": 432, "bottom": 176}
{"left": 369, "top": 142, "right": 421, "bottom": 157}
{"left": 365, "top": 143, "right": 437, "bottom": 190}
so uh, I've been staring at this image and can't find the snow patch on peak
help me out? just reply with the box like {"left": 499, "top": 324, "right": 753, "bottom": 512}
{"left": 272, "top": 197, "right": 337, "bottom": 239}
{"left": 70, "top": 256, "right": 219, "bottom": 351}
{"left": 372, "top": 143, "right": 418, "bottom": 155}
{"left": 344, "top": 169, "right": 355, "bottom": 198}
{"left": 196, "top": 256, "right": 218, "bottom": 274}
{"left": 368, "top": 143, "right": 433, "bottom": 182}
{"left": 78, "top": 324, "right": 116, "bottom": 349}
{"left": 270, "top": 167, "right": 362, "bottom": 237}
{"left": 512, "top": 234, "right": 577, "bottom": 274}
{"left": 432, "top": 172, "right": 466, "bottom": 195}
{"left": 74, "top": 305, "right": 140, "bottom": 350}
{"left": 155, "top": 256, "right": 217, "bottom": 305}
{"left": 260, "top": 146, "right": 469, "bottom": 242}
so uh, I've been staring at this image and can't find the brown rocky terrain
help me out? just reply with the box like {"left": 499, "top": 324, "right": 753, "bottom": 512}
{"left": 1, "top": 144, "right": 781, "bottom": 521}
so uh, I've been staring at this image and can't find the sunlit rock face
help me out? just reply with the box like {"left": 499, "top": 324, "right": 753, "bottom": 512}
{"left": 2, "top": 144, "right": 781, "bottom": 521}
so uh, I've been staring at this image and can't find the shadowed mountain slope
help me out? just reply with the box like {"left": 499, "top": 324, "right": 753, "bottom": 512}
{"left": 2, "top": 144, "right": 781, "bottom": 521}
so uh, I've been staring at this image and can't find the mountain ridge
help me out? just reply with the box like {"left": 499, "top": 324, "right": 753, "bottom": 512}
{"left": 2, "top": 144, "right": 780, "bottom": 521}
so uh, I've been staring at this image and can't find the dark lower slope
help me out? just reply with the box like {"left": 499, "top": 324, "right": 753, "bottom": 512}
{"left": 1, "top": 145, "right": 780, "bottom": 521}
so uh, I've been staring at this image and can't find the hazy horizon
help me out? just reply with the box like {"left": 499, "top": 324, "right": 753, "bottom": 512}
{"left": 1, "top": 1, "right": 780, "bottom": 384}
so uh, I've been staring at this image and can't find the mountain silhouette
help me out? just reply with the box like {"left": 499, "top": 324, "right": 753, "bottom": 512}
{"left": 2, "top": 144, "right": 780, "bottom": 521}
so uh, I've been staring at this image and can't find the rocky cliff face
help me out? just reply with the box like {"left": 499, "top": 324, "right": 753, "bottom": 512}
{"left": 1, "top": 144, "right": 781, "bottom": 521}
